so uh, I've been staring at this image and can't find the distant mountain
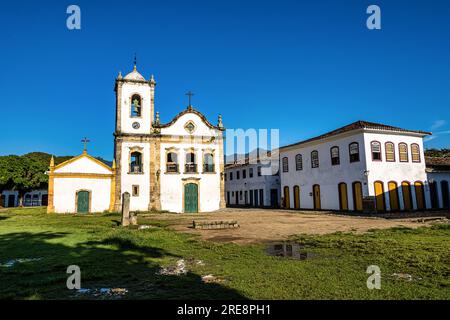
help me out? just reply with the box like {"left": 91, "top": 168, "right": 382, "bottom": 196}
{"left": 224, "top": 148, "right": 269, "bottom": 165}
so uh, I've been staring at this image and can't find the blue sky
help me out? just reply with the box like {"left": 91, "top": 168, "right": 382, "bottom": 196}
{"left": 1, "top": 0, "right": 449, "bottom": 160}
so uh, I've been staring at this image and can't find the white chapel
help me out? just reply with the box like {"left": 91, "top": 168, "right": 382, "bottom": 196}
{"left": 48, "top": 64, "right": 226, "bottom": 214}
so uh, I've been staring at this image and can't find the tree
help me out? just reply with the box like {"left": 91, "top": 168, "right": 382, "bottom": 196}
{"left": 0, "top": 155, "right": 48, "bottom": 206}
{"left": 425, "top": 148, "right": 450, "bottom": 158}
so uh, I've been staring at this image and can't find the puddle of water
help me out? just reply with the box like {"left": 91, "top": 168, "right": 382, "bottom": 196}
{"left": 266, "top": 243, "right": 316, "bottom": 260}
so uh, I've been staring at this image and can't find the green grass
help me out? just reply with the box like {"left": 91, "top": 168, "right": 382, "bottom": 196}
{"left": 0, "top": 207, "right": 449, "bottom": 300}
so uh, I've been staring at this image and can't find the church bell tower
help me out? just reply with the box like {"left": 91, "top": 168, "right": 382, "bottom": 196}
{"left": 113, "top": 62, "right": 157, "bottom": 212}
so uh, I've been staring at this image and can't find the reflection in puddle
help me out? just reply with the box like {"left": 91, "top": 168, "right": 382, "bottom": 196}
{"left": 266, "top": 243, "right": 316, "bottom": 260}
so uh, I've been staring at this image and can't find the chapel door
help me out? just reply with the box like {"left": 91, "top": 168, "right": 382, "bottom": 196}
{"left": 76, "top": 191, "right": 90, "bottom": 213}
{"left": 184, "top": 183, "right": 198, "bottom": 213}
{"left": 313, "top": 185, "right": 321, "bottom": 210}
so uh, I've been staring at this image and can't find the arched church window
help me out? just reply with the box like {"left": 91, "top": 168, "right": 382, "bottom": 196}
{"left": 166, "top": 152, "right": 178, "bottom": 173}
{"left": 130, "top": 152, "right": 143, "bottom": 173}
{"left": 203, "top": 153, "right": 214, "bottom": 173}
{"left": 130, "top": 94, "right": 142, "bottom": 117}
{"left": 185, "top": 152, "right": 197, "bottom": 173}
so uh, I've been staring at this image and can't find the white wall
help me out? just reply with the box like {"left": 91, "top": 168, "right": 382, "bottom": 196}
{"left": 120, "top": 81, "right": 153, "bottom": 134}
{"left": 159, "top": 112, "right": 222, "bottom": 212}
{"left": 363, "top": 132, "right": 429, "bottom": 211}
{"left": 281, "top": 132, "right": 367, "bottom": 210}
{"left": 55, "top": 157, "right": 111, "bottom": 174}
{"left": 53, "top": 178, "right": 111, "bottom": 213}
{"left": 160, "top": 112, "right": 218, "bottom": 137}
{"left": 225, "top": 163, "right": 281, "bottom": 207}
{"left": 120, "top": 141, "right": 151, "bottom": 212}
{"left": 426, "top": 171, "right": 450, "bottom": 209}
{"left": 280, "top": 130, "right": 430, "bottom": 211}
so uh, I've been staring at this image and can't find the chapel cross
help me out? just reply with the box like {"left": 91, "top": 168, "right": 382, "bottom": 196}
{"left": 185, "top": 91, "right": 194, "bottom": 107}
{"left": 81, "top": 137, "right": 90, "bottom": 153}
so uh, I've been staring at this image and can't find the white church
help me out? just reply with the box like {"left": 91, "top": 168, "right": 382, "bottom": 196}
{"left": 47, "top": 64, "right": 226, "bottom": 214}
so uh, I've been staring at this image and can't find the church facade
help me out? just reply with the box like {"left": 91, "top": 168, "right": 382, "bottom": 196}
{"left": 48, "top": 65, "right": 226, "bottom": 214}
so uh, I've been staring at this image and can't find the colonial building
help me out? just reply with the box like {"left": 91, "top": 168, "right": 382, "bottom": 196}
{"left": 48, "top": 64, "right": 225, "bottom": 213}
{"left": 279, "top": 121, "right": 431, "bottom": 212}
{"left": 425, "top": 156, "right": 450, "bottom": 209}
{"left": 225, "top": 154, "right": 281, "bottom": 208}
{"left": 1, "top": 190, "right": 48, "bottom": 208}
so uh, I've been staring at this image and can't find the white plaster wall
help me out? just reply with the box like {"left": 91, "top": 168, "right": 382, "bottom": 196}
{"left": 54, "top": 157, "right": 111, "bottom": 174}
{"left": 225, "top": 163, "right": 281, "bottom": 206}
{"left": 53, "top": 178, "right": 111, "bottom": 213}
{"left": 160, "top": 141, "right": 221, "bottom": 212}
{"left": 280, "top": 132, "right": 367, "bottom": 210}
{"left": 363, "top": 132, "right": 429, "bottom": 210}
{"left": 120, "top": 141, "right": 151, "bottom": 211}
{"left": 120, "top": 82, "right": 153, "bottom": 134}
{"left": 160, "top": 113, "right": 218, "bottom": 137}
{"left": 426, "top": 171, "right": 450, "bottom": 208}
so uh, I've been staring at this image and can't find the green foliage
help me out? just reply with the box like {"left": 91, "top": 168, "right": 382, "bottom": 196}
{"left": 0, "top": 152, "right": 73, "bottom": 197}
{"left": 425, "top": 148, "right": 450, "bottom": 158}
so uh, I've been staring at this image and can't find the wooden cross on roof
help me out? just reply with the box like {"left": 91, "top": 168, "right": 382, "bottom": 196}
{"left": 81, "top": 137, "right": 90, "bottom": 153}
{"left": 185, "top": 91, "right": 194, "bottom": 107}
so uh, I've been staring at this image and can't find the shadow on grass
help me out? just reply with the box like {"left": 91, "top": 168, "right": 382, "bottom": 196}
{"left": 0, "top": 231, "right": 246, "bottom": 300}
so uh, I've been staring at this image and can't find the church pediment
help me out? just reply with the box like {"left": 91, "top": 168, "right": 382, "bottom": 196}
{"left": 54, "top": 153, "right": 113, "bottom": 175}
{"left": 158, "top": 108, "right": 224, "bottom": 137}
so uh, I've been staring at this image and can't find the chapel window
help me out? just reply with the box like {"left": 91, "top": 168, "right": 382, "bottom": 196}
{"left": 185, "top": 152, "right": 197, "bottom": 173}
{"left": 203, "top": 153, "right": 214, "bottom": 173}
{"left": 166, "top": 152, "right": 179, "bottom": 173}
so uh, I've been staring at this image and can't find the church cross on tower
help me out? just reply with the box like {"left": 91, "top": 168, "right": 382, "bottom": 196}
{"left": 81, "top": 137, "right": 90, "bottom": 153}
{"left": 185, "top": 91, "right": 194, "bottom": 109}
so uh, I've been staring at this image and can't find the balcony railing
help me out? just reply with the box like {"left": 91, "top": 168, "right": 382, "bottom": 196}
{"left": 130, "top": 165, "right": 143, "bottom": 174}
{"left": 185, "top": 163, "right": 197, "bottom": 173}
{"left": 166, "top": 163, "right": 179, "bottom": 173}
{"left": 203, "top": 164, "right": 215, "bottom": 173}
